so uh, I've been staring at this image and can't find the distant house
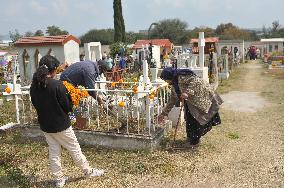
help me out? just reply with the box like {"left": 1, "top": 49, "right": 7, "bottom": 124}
{"left": 190, "top": 37, "right": 219, "bottom": 54}
{"left": 0, "top": 40, "right": 12, "bottom": 47}
{"left": 15, "top": 35, "right": 80, "bottom": 81}
{"left": 260, "top": 38, "right": 284, "bottom": 54}
{"left": 133, "top": 39, "right": 173, "bottom": 54}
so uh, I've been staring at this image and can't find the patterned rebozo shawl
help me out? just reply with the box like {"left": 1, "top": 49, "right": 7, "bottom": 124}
{"left": 160, "top": 67, "right": 223, "bottom": 125}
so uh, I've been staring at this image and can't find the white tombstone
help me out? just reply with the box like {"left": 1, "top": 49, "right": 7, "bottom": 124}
{"left": 196, "top": 32, "right": 209, "bottom": 83}
{"left": 219, "top": 54, "right": 230, "bottom": 79}
{"left": 84, "top": 42, "right": 102, "bottom": 62}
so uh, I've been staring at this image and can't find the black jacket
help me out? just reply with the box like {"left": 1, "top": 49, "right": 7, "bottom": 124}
{"left": 30, "top": 78, "right": 73, "bottom": 133}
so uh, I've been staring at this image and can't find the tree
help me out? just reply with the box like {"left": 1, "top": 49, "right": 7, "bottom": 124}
{"left": 221, "top": 27, "right": 251, "bottom": 40}
{"left": 262, "top": 25, "right": 270, "bottom": 38}
{"left": 260, "top": 21, "right": 283, "bottom": 38}
{"left": 9, "top": 29, "right": 22, "bottom": 43}
{"left": 109, "top": 42, "right": 132, "bottom": 58}
{"left": 34, "top": 30, "right": 44, "bottom": 36}
{"left": 125, "top": 32, "right": 147, "bottom": 44}
{"left": 113, "top": 0, "right": 126, "bottom": 42}
{"left": 271, "top": 20, "right": 280, "bottom": 33}
{"left": 24, "top": 31, "right": 34, "bottom": 37}
{"left": 150, "top": 18, "right": 189, "bottom": 44}
{"left": 46, "top": 25, "right": 69, "bottom": 36}
{"left": 80, "top": 29, "right": 114, "bottom": 45}
{"left": 215, "top": 23, "right": 253, "bottom": 40}
{"left": 278, "top": 28, "right": 284, "bottom": 38}
{"left": 189, "top": 27, "right": 216, "bottom": 38}
{"left": 215, "top": 23, "right": 237, "bottom": 35}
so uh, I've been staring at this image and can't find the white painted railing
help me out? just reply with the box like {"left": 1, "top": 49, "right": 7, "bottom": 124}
{"left": 0, "top": 81, "right": 171, "bottom": 137}
{"left": 83, "top": 81, "right": 170, "bottom": 136}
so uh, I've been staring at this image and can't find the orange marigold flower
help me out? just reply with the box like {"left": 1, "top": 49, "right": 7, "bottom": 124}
{"left": 149, "top": 94, "right": 155, "bottom": 100}
{"left": 63, "top": 81, "right": 88, "bottom": 106}
{"left": 111, "top": 82, "right": 116, "bottom": 87}
{"left": 151, "top": 90, "right": 157, "bottom": 96}
{"left": 4, "top": 87, "right": 11, "bottom": 93}
{"left": 132, "top": 87, "right": 138, "bottom": 93}
{"left": 118, "top": 101, "right": 125, "bottom": 107}
{"left": 118, "top": 79, "right": 124, "bottom": 83}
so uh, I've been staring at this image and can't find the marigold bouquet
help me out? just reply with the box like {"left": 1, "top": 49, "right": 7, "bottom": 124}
{"left": 63, "top": 81, "right": 89, "bottom": 106}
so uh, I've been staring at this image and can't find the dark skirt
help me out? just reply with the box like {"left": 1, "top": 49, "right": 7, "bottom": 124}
{"left": 184, "top": 104, "right": 221, "bottom": 145}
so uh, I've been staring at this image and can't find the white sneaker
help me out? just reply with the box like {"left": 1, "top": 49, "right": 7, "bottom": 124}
{"left": 86, "top": 168, "right": 105, "bottom": 178}
{"left": 55, "top": 176, "right": 68, "bottom": 187}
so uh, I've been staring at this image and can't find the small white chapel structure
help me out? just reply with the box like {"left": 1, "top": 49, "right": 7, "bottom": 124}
{"left": 15, "top": 35, "right": 80, "bottom": 81}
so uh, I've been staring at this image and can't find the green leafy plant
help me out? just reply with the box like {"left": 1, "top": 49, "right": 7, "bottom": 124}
{"left": 109, "top": 42, "right": 132, "bottom": 58}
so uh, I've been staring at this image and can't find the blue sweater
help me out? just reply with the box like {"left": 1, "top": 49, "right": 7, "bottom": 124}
{"left": 60, "top": 61, "right": 99, "bottom": 97}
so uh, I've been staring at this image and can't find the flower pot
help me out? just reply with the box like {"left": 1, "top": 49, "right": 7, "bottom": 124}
{"left": 75, "top": 116, "right": 87, "bottom": 130}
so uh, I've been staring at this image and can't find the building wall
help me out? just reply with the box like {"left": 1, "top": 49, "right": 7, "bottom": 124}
{"left": 217, "top": 42, "right": 245, "bottom": 58}
{"left": 64, "top": 40, "right": 80, "bottom": 65}
{"left": 262, "top": 42, "right": 284, "bottom": 53}
{"left": 133, "top": 45, "right": 161, "bottom": 68}
{"left": 17, "top": 45, "right": 65, "bottom": 81}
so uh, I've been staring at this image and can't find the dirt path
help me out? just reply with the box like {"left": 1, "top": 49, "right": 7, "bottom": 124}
{"left": 135, "top": 60, "right": 284, "bottom": 188}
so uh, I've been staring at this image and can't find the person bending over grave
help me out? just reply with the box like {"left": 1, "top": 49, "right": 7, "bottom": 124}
{"left": 158, "top": 67, "right": 223, "bottom": 148}
{"left": 30, "top": 55, "right": 104, "bottom": 187}
{"left": 60, "top": 60, "right": 108, "bottom": 105}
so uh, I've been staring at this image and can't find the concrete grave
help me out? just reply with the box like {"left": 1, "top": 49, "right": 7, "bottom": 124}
{"left": 19, "top": 122, "right": 171, "bottom": 150}
{"left": 84, "top": 42, "right": 102, "bottom": 62}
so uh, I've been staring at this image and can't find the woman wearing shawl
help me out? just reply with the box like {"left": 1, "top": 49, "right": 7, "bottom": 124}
{"left": 158, "top": 67, "right": 223, "bottom": 148}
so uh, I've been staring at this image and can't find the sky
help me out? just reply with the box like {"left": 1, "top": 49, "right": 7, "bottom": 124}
{"left": 0, "top": 0, "right": 283, "bottom": 39}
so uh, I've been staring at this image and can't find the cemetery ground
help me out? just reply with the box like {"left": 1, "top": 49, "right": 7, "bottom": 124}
{"left": 1, "top": 60, "right": 284, "bottom": 188}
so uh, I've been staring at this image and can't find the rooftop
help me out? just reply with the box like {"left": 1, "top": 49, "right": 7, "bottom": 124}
{"left": 260, "top": 38, "right": 284, "bottom": 42}
{"left": 15, "top": 35, "right": 80, "bottom": 47}
{"left": 133, "top": 39, "right": 173, "bottom": 49}
{"left": 191, "top": 37, "right": 219, "bottom": 43}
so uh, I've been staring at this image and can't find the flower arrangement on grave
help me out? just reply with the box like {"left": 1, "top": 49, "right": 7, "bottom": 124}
{"left": 118, "top": 101, "right": 126, "bottom": 107}
{"left": 149, "top": 88, "right": 157, "bottom": 100}
{"left": 132, "top": 86, "right": 138, "bottom": 93}
{"left": 4, "top": 87, "right": 11, "bottom": 94}
{"left": 110, "top": 79, "right": 125, "bottom": 89}
{"left": 63, "top": 81, "right": 89, "bottom": 129}
{"left": 62, "top": 81, "right": 89, "bottom": 106}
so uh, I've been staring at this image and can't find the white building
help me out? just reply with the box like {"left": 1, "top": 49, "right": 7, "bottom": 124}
{"left": 15, "top": 35, "right": 80, "bottom": 81}
{"left": 0, "top": 40, "right": 12, "bottom": 47}
{"left": 260, "top": 38, "right": 284, "bottom": 54}
{"left": 216, "top": 40, "right": 245, "bottom": 62}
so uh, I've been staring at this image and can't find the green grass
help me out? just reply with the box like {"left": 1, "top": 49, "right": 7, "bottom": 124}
{"left": 0, "top": 99, "right": 17, "bottom": 125}
{"left": 227, "top": 132, "right": 240, "bottom": 140}
{"left": 217, "top": 65, "right": 248, "bottom": 94}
